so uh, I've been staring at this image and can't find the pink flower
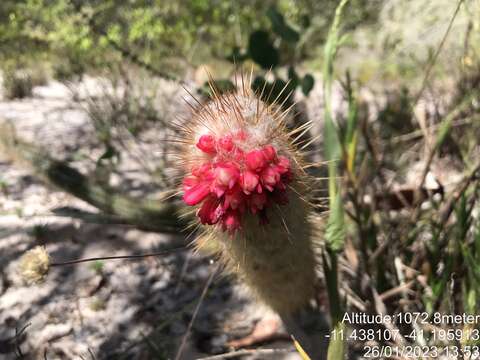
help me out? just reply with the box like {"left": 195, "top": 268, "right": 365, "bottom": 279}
{"left": 276, "top": 156, "right": 290, "bottom": 174}
{"left": 196, "top": 134, "right": 217, "bottom": 154}
{"left": 182, "top": 176, "right": 198, "bottom": 192}
{"left": 262, "top": 145, "right": 277, "bottom": 162}
{"left": 215, "top": 162, "right": 240, "bottom": 189}
{"left": 218, "top": 135, "right": 234, "bottom": 152}
{"left": 231, "top": 147, "right": 245, "bottom": 162}
{"left": 280, "top": 170, "right": 293, "bottom": 184}
{"left": 224, "top": 186, "right": 244, "bottom": 211}
{"left": 182, "top": 130, "right": 295, "bottom": 234}
{"left": 234, "top": 130, "right": 247, "bottom": 141}
{"left": 191, "top": 163, "right": 212, "bottom": 178}
{"left": 261, "top": 166, "right": 280, "bottom": 191}
{"left": 183, "top": 181, "right": 211, "bottom": 205}
{"left": 240, "top": 170, "right": 259, "bottom": 194}
{"left": 246, "top": 150, "right": 267, "bottom": 172}
{"left": 275, "top": 180, "right": 287, "bottom": 191}
{"left": 198, "top": 196, "right": 224, "bottom": 225}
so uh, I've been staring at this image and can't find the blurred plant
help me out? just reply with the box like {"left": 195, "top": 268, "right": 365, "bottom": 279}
{"left": 211, "top": 6, "right": 317, "bottom": 108}
{"left": 296, "top": 1, "right": 480, "bottom": 358}
{"left": 321, "top": 1, "right": 350, "bottom": 358}
{"left": 0, "top": 177, "right": 8, "bottom": 195}
{"left": 1, "top": 57, "right": 49, "bottom": 99}
{"left": 28, "top": 223, "right": 50, "bottom": 242}
{"left": 89, "top": 260, "right": 105, "bottom": 275}
{"left": 89, "top": 297, "right": 106, "bottom": 311}
{"left": 0, "top": 0, "right": 278, "bottom": 81}
{"left": 0, "top": 121, "right": 185, "bottom": 233}
{"left": 77, "top": 67, "right": 171, "bottom": 188}
{"left": 2, "top": 69, "right": 33, "bottom": 99}
{"left": 377, "top": 87, "right": 414, "bottom": 136}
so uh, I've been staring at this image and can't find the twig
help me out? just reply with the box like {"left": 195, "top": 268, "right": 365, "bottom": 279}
{"left": 379, "top": 281, "right": 415, "bottom": 301}
{"left": 340, "top": 281, "right": 367, "bottom": 312}
{"left": 357, "top": 271, "right": 406, "bottom": 347}
{"left": 391, "top": 117, "right": 474, "bottom": 145}
{"left": 394, "top": 258, "right": 425, "bottom": 346}
{"left": 118, "top": 297, "right": 200, "bottom": 358}
{"left": 411, "top": 97, "right": 474, "bottom": 220}
{"left": 449, "top": 273, "right": 464, "bottom": 360}
{"left": 195, "top": 348, "right": 293, "bottom": 360}
{"left": 14, "top": 322, "right": 31, "bottom": 358}
{"left": 409, "top": 0, "right": 466, "bottom": 220}
{"left": 413, "top": 0, "right": 464, "bottom": 106}
{"left": 50, "top": 246, "right": 187, "bottom": 267}
{"left": 88, "top": 348, "right": 97, "bottom": 360}
{"left": 438, "top": 159, "right": 480, "bottom": 229}
{"left": 175, "top": 264, "right": 218, "bottom": 360}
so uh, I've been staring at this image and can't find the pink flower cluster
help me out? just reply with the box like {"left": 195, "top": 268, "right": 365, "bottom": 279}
{"left": 183, "top": 131, "right": 293, "bottom": 233}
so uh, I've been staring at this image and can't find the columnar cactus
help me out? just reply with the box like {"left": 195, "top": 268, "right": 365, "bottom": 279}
{"left": 179, "top": 77, "right": 318, "bottom": 315}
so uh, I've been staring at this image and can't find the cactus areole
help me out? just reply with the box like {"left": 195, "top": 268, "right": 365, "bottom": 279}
{"left": 180, "top": 79, "right": 317, "bottom": 314}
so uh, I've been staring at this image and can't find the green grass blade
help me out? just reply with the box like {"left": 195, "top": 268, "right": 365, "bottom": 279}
{"left": 327, "top": 322, "right": 346, "bottom": 360}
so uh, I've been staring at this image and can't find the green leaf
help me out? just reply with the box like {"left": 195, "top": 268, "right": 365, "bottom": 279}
{"left": 248, "top": 30, "right": 279, "bottom": 69}
{"left": 323, "top": 0, "right": 350, "bottom": 200}
{"left": 327, "top": 322, "right": 345, "bottom": 360}
{"left": 200, "top": 79, "right": 235, "bottom": 98}
{"left": 226, "top": 46, "right": 248, "bottom": 63}
{"left": 301, "top": 74, "right": 314, "bottom": 96}
{"left": 435, "top": 114, "right": 453, "bottom": 148}
{"left": 251, "top": 76, "right": 294, "bottom": 107}
{"left": 300, "top": 15, "right": 311, "bottom": 29}
{"left": 344, "top": 71, "right": 358, "bottom": 173}
{"left": 323, "top": 0, "right": 351, "bottom": 167}
{"left": 435, "top": 95, "right": 473, "bottom": 149}
{"left": 324, "top": 115, "right": 341, "bottom": 164}
{"left": 344, "top": 72, "right": 357, "bottom": 146}
{"left": 266, "top": 6, "right": 300, "bottom": 43}
{"left": 325, "top": 193, "right": 346, "bottom": 252}
{"left": 288, "top": 66, "right": 299, "bottom": 86}
{"left": 466, "top": 288, "right": 476, "bottom": 315}
{"left": 97, "top": 144, "right": 118, "bottom": 163}
{"left": 322, "top": 250, "right": 342, "bottom": 322}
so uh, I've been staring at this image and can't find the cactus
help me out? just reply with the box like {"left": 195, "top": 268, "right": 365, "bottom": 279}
{"left": 179, "top": 74, "right": 319, "bottom": 315}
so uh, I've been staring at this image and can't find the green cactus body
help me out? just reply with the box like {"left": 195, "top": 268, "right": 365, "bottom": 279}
{"left": 211, "top": 191, "right": 316, "bottom": 314}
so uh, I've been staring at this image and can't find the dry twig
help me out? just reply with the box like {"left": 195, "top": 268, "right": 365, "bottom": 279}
{"left": 196, "top": 348, "right": 293, "bottom": 360}
{"left": 175, "top": 265, "right": 218, "bottom": 360}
